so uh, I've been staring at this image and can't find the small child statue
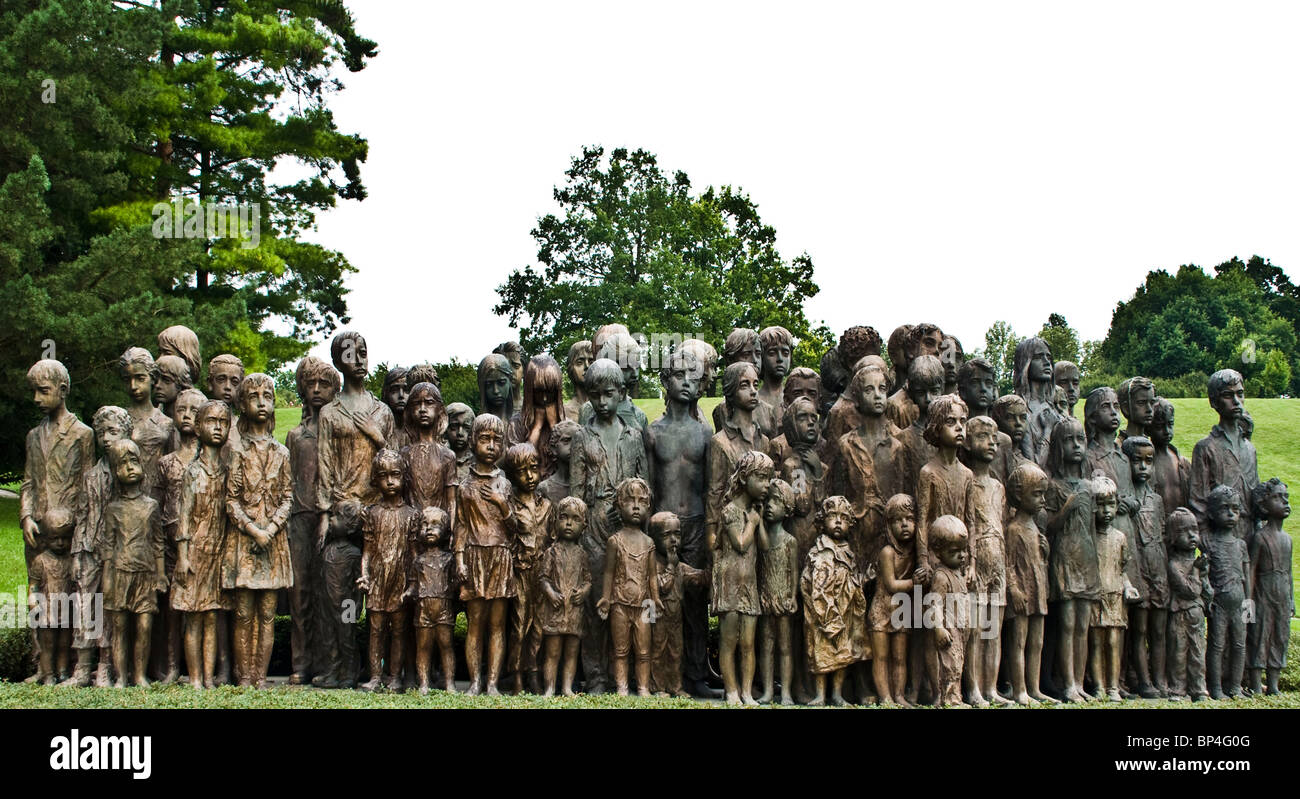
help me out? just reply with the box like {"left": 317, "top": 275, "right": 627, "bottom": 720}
{"left": 711, "top": 451, "right": 772, "bottom": 705}
{"left": 22, "top": 359, "right": 95, "bottom": 565}
{"left": 959, "top": 415, "right": 1010, "bottom": 706}
{"left": 477, "top": 353, "right": 516, "bottom": 424}
{"left": 800, "top": 495, "right": 867, "bottom": 706}
{"left": 1247, "top": 478, "right": 1293, "bottom": 696}
{"left": 1053, "top": 361, "right": 1081, "bottom": 417}
{"left": 915, "top": 393, "right": 971, "bottom": 568}
{"left": 1004, "top": 462, "right": 1053, "bottom": 705}
{"left": 152, "top": 354, "right": 194, "bottom": 427}
{"left": 102, "top": 439, "right": 166, "bottom": 687}
{"left": 1088, "top": 475, "right": 1138, "bottom": 702}
{"left": 506, "top": 355, "right": 566, "bottom": 477}
{"left": 173, "top": 399, "right": 233, "bottom": 689}
{"left": 1165, "top": 508, "right": 1211, "bottom": 701}
{"left": 401, "top": 382, "right": 457, "bottom": 514}
{"left": 455, "top": 413, "right": 516, "bottom": 696}
{"left": 924, "top": 515, "right": 971, "bottom": 708}
{"left": 538, "top": 419, "right": 579, "bottom": 504}
{"left": 757, "top": 478, "right": 800, "bottom": 706}
{"left": 1203, "top": 484, "right": 1252, "bottom": 699}
{"left": 538, "top": 496, "right": 593, "bottom": 697}
{"left": 1044, "top": 417, "right": 1099, "bottom": 703}
{"left": 1190, "top": 369, "right": 1259, "bottom": 542}
{"left": 411, "top": 506, "right": 457, "bottom": 695}
{"left": 357, "top": 449, "right": 419, "bottom": 692}
{"left": 956, "top": 357, "right": 998, "bottom": 420}
{"left": 563, "top": 341, "right": 593, "bottom": 422}
{"left": 154, "top": 387, "right": 206, "bottom": 683}
{"left": 502, "top": 442, "right": 554, "bottom": 694}
{"left": 596, "top": 477, "right": 662, "bottom": 697}
{"left": 1122, "top": 435, "right": 1169, "bottom": 698}
{"left": 891, "top": 355, "right": 945, "bottom": 513}
{"left": 29, "top": 510, "right": 75, "bottom": 684}
{"left": 381, "top": 366, "right": 411, "bottom": 448}
{"left": 224, "top": 373, "right": 292, "bottom": 689}
{"left": 313, "top": 499, "right": 363, "bottom": 689}
{"left": 1150, "top": 397, "right": 1191, "bottom": 514}
{"left": 648, "top": 511, "right": 707, "bottom": 698}
{"left": 118, "top": 347, "right": 176, "bottom": 495}
{"left": 445, "top": 402, "right": 476, "bottom": 480}
{"left": 830, "top": 363, "right": 897, "bottom": 569}
{"left": 989, "top": 394, "right": 1029, "bottom": 486}
{"left": 870, "top": 494, "right": 919, "bottom": 707}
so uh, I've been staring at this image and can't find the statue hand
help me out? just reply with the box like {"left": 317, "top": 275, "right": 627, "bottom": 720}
{"left": 356, "top": 575, "right": 370, "bottom": 592}
{"left": 21, "top": 518, "right": 39, "bottom": 548}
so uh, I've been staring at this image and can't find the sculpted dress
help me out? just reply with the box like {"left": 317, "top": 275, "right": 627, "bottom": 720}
{"left": 223, "top": 433, "right": 293, "bottom": 591}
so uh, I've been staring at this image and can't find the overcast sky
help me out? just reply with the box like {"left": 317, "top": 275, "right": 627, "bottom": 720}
{"left": 295, "top": 1, "right": 1300, "bottom": 368}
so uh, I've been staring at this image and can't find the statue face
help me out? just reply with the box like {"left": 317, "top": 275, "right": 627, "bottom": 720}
{"left": 1029, "top": 350, "right": 1053, "bottom": 383}
{"left": 1000, "top": 404, "right": 1029, "bottom": 442}
{"left": 938, "top": 339, "right": 960, "bottom": 385}
{"left": 1094, "top": 492, "right": 1117, "bottom": 527}
{"left": 556, "top": 505, "right": 585, "bottom": 540}
{"left": 937, "top": 405, "right": 967, "bottom": 449}
{"left": 1210, "top": 381, "right": 1245, "bottom": 421}
{"left": 853, "top": 372, "right": 890, "bottom": 418}
{"left": 964, "top": 424, "right": 997, "bottom": 463}
{"left": 112, "top": 448, "right": 143, "bottom": 487}
{"left": 959, "top": 371, "right": 997, "bottom": 414}
{"left": 591, "top": 381, "right": 622, "bottom": 420}
{"left": 938, "top": 540, "right": 968, "bottom": 570}
{"left": 745, "top": 471, "right": 772, "bottom": 502}
{"left": 1262, "top": 488, "right": 1290, "bottom": 521}
{"left": 446, "top": 416, "right": 472, "bottom": 452}
{"left": 785, "top": 376, "right": 818, "bottom": 406}
{"left": 483, "top": 374, "right": 511, "bottom": 410}
{"left": 384, "top": 381, "right": 409, "bottom": 416}
{"left": 617, "top": 486, "right": 650, "bottom": 527}
{"left": 31, "top": 377, "right": 66, "bottom": 415}
{"left": 507, "top": 354, "right": 524, "bottom": 389}
{"left": 1171, "top": 518, "right": 1198, "bottom": 552}
{"left": 763, "top": 492, "right": 788, "bottom": 523}
{"left": 734, "top": 368, "right": 761, "bottom": 413}
{"left": 1055, "top": 368, "right": 1080, "bottom": 407}
{"left": 1210, "top": 495, "right": 1242, "bottom": 531}
{"left": 822, "top": 507, "right": 852, "bottom": 540}
{"left": 94, "top": 418, "right": 129, "bottom": 449}
{"left": 552, "top": 429, "right": 574, "bottom": 462}
{"left": 761, "top": 340, "right": 791, "bottom": 383}
{"left": 733, "top": 340, "right": 760, "bottom": 370}
{"left": 1020, "top": 482, "right": 1046, "bottom": 515}
{"left": 656, "top": 524, "right": 682, "bottom": 558}
{"left": 917, "top": 329, "right": 943, "bottom": 357}
{"left": 1128, "top": 443, "right": 1154, "bottom": 483}
{"left": 375, "top": 461, "right": 404, "bottom": 498}
{"left": 409, "top": 392, "right": 441, "bottom": 429}
{"left": 569, "top": 351, "right": 592, "bottom": 388}
{"left": 173, "top": 394, "right": 203, "bottom": 435}
{"left": 888, "top": 512, "right": 915, "bottom": 545}
{"left": 792, "top": 405, "right": 819, "bottom": 446}
{"left": 1059, "top": 426, "right": 1086, "bottom": 465}
{"left": 663, "top": 365, "right": 700, "bottom": 405}
{"left": 908, "top": 375, "right": 944, "bottom": 417}
{"left": 207, "top": 363, "right": 243, "bottom": 403}
{"left": 473, "top": 426, "right": 503, "bottom": 465}
{"left": 302, "top": 374, "right": 337, "bottom": 410}
{"left": 1090, "top": 393, "right": 1121, "bottom": 435}
{"left": 240, "top": 380, "right": 274, "bottom": 426}
{"left": 197, "top": 410, "right": 230, "bottom": 447}
{"left": 123, "top": 363, "right": 154, "bottom": 405}
{"left": 152, "top": 370, "right": 181, "bottom": 407}
{"left": 1128, "top": 386, "right": 1156, "bottom": 427}
{"left": 1149, "top": 413, "right": 1173, "bottom": 447}
{"left": 533, "top": 387, "right": 558, "bottom": 410}
{"left": 512, "top": 458, "right": 541, "bottom": 493}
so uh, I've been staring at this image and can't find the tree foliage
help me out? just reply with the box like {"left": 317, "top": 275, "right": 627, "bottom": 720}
{"left": 1037, "top": 313, "right": 1080, "bottom": 366}
{"left": 494, "top": 146, "right": 832, "bottom": 367}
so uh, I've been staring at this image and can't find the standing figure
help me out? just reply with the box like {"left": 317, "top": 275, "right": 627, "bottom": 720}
{"left": 1084, "top": 387, "right": 1135, "bottom": 542}
{"left": 570, "top": 358, "right": 649, "bottom": 693}
{"left": 172, "top": 399, "right": 232, "bottom": 689}
{"left": 152, "top": 355, "right": 194, "bottom": 429}
{"left": 285, "top": 356, "right": 339, "bottom": 685}
{"left": 1053, "top": 361, "right": 1081, "bottom": 418}
{"left": 1004, "top": 463, "right": 1052, "bottom": 705}
{"left": 314, "top": 500, "right": 363, "bottom": 689}
{"left": 1165, "top": 508, "right": 1210, "bottom": 701}
{"left": 357, "top": 449, "right": 419, "bottom": 692}
{"left": 66, "top": 406, "right": 131, "bottom": 686}
{"left": 1043, "top": 417, "right": 1099, "bottom": 703}
{"left": 507, "top": 354, "right": 566, "bottom": 477}
{"left": 1088, "top": 476, "right": 1137, "bottom": 701}
{"left": 1012, "top": 336, "right": 1061, "bottom": 465}
{"left": 538, "top": 419, "right": 579, "bottom": 504}
{"left": 870, "top": 494, "right": 919, "bottom": 706}
{"left": 445, "top": 402, "right": 476, "bottom": 480}
{"left": 580, "top": 331, "right": 652, "bottom": 436}
{"left": 493, "top": 341, "right": 526, "bottom": 400}
{"left": 29, "top": 511, "right": 74, "bottom": 684}
{"left": 770, "top": 366, "right": 821, "bottom": 464}
{"left": 477, "top": 353, "right": 516, "bottom": 424}
{"left": 206, "top": 354, "right": 245, "bottom": 458}
{"left": 538, "top": 497, "right": 593, "bottom": 697}
{"left": 118, "top": 347, "right": 175, "bottom": 495}
{"left": 891, "top": 354, "right": 945, "bottom": 510}
{"left": 830, "top": 363, "right": 899, "bottom": 569}
{"left": 1149, "top": 398, "right": 1191, "bottom": 515}
{"left": 711, "top": 451, "right": 772, "bottom": 705}
{"left": 455, "top": 414, "right": 516, "bottom": 696}
{"left": 1190, "top": 369, "right": 1259, "bottom": 541}
{"left": 412, "top": 506, "right": 457, "bottom": 694}
{"left": 757, "top": 325, "right": 793, "bottom": 430}
{"left": 960, "top": 415, "right": 1010, "bottom": 706}
{"left": 1203, "top": 485, "right": 1251, "bottom": 699}
{"left": 648, "top": 511, "right": 708, "bottom": 698}
{"left": 563, "top": 340, "right": 594, "bottom": 422}
{"left": 1116, "top": 376, "right": 1156, "bottom": 443}
{"left": 223, "top": 373, "right": 292, "bottom": 688}
{"left": 401, "top": 382, "right": 456, "bottom": 513}
{"left": 886, "top": 323, "right": 944, "bottom": 431}
{"left": 680, "top": 338, "right": 720, "bottom": 427}
{"left": 381, "top": 366, "right": 411, "bottom": 448}
{"left": 102, "top": 439, "right": 165, "bottom": 687}
{"left": 157, "top": 325, "right": 202, "bottom": 386}
{"left": 503, "top": 442, "right": 553, "bottom": 694}
{"left": 915, "top": 394, "right": 972, "bottom": 567}
{"left": 800, "top": 496, "right": 867, "bottom": 706}
{"left": 596, "top": 477, "right": 661, "bottom": 697}
{"left": 1122, "top": 436, "right": 1169, "bottom": 698}
{"left": 925, "top": 515, "right": 971, "bottom": 708}
{"left": 707, "top": 362, "right": 768, "bottom": 578}
{"left": 1247, "top": 479, "right": 1292, "bottom": 696}
{"left": 757, "top": 479, "right": 799, "bottom": 706}
{"left": 711, "top": 329, "right": 775, "bottom": 436}
{"left": 989, "top": 394, "right": 1030, "bottom": 486}
{"left": 647, "top": 347, "right": 713, "bottom": 697}
{"left": 956, "top": 358, "right": 998, "bottom": 420}
{"left": 938, "top": 334, "right": 964, "bottom": 396}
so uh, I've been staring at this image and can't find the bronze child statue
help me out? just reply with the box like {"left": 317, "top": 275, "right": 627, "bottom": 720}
{"left": 800, "top": 495, "right": 867, "bottom": 706}
{"left": 1087, "top": 475, "right": 1137, "bottom": 702}
{"left": 412, "top": 506, "right": 457, "bottom": 694}
{"left": 118, "top": 347, "right": 175, "bottom": 495}
{"left": 445, "top": 402, "right": 476, "bottom": 480}
{"left": 1150, "top": 397, "right": 1191, "bottom": 514}
{"left": 1165, "top": 508, "right": 1210, "bottom": 701}
{"left": 507, "top": 355, "right": 566, "bottom": 477}
{"left": 1044, "top": 417, "right": 1098, "bottom": 703}
{"left": 29, "top": 510, "right": 75, "bottom": 684}
{"left": 1053, "top": 361, "right": 1081, "bottom": 418}
{"left": 870, "top": 494, "right": 920, "bottom": 707}
{"left": 538, "top": 496, "right": 593, "bottom": 697}
{"left": 1190, "top": 369, "right": 1259, "bottom": 541}
{"left": 925, "top": 515, "right": 971, "bottom": 708}
{"left": 647, "top": 510, "right": 707, "bottom": 698}
{"left": 357, "top": 449, "right": 419, "bottom": 692}
{"left": 1122, "top": 435, "right": 1169, "bottom": 698}
{"left": 563, "top": 341, "right": 593, "bottom": 422}
{"left": 477, "top": 353, "right": 516, "bottom": 424}
{"left": 538, "top": 419, "right": 579, "bottom": 504}
{"left": 595, "top": 477, "right": 661, "bottom": 697}
{"left": 1203, "top": 484, "right": 1251, "bottom": 699}
{"left": 1247, "top": 479, "right": 1292, "bottom": 696}
{"left": 502, "top": 442, "right": 553, "bottom": 694}
{"left": 757, "top": 478, "right": 799, "bottom": 706}
{"left": 1004, "top": 462, "right": 1052, "bottom": 705}
{"left": 956, "top": 357, "right": 997, "bottom": 420}
{"left": 959, "top": 415, "right": 1010, "bottom": 706}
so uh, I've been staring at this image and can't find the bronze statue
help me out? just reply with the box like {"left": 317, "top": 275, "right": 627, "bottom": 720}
{"left": 830, "top": 363, "right": 898, "bottom": 570}
{"left": 381, "top": 366, "right": 410, "bottom": 446}
{"left": 539, "top": 497, "right": 593, "bottom": 697}
{"left": 711, "top": 450, "right": 771, "bottom": 705}
{"left": 648, "top": 511, "right": 708, "bottom": 697}
{"left": 581, "top": 331, "right": 651, "bottom": 435}
{"left": 507, "top": 355, "right": 565, "bottom": 477}
{"left": 960, "top": 415, "right": 1010, "bottom": 706}
{"left": 679, "top": 338, "right": 719, "bottom": 428}
{"left": 493, "top": 340, "right": 526, "bottom": 400}
{"left": 538, "top": 419, "right": 579, "bottom": 504}
{"left": 707, "top": 362, "right": 768, "bottom": 577}
{"left": 989, "top": 394, "right": 1030, "bottom": 486}
{"left": 1116, "top": 376, "right": 1156, "bottom": 441}
{"left": 757, "top": 479, "right": 799, "bottom": 705}
{"left": 1190, "top": 369, "right": 1259, "bottom": 541}
{"left": 595, "top": 477, "right": 660, "bottom": 696}
{"left": 1150, "top": 397, "right": 1191, "bottom": 514}
{"left": 400, "top": 382, "right": 456, "bottom": 513}
{"left": 503, "top": 442, "right": 553, "bottom": 694}
{"left": 477, "top": 353, "right": 516, "bottom": 424}
{"left": 119, "top": 347, "right": 175, "bottom": 495}
{"left": 1088, "top": 476, "right": 1136, "bottom": 701}
{"left": 445, "top": 402, "right": 476, "bottom": 480}
{"left": 1053, "top": 361, "right": 1080, "bottom": 417}
{"left": 891, "top": 354, "right": 944, "bottom": 518}
{"left": 224, "top": 373, "right": 292, "bottom": 688}
{"left": 313, "top": 498, "right": 362, "bottom": 689}
{"left": 406, "top": 362, "right": 440, "bottom": 390}
{"left": 887, "top": 322, "right": 943, "bottom": 430}
{"left": 153, "top": 355, "right": 194, "bottom": 427}
{"left": 925, "top": 515, "right": 970, "bottom": 707}
{"left": 172, "top": 399, "right": 232, "bottom": 689}
{"left": 157, "top": 325, "right": 202, "bottom": 386}
{"left": 757, "top": 325, "right": 793, "bottom": 428}
{"left": 870, "top": 495, "right": 918, "bottom": 706}
{"left": 1004, "top": 462, "right": 1052, "bottom": 705}
{"left": 939, "top": 334, "right": 964, "bottom": 396}
{"left": 563, "top": 341, "right": 594, "bottom": 422}
{"left": 712, "top": 329, "right": 774, "bottom": 436}
{"left": 800, "top": 495, "right": 866, "bottom": 706}
{"left": 1247, "top": 478, "right": 1292, "bottom": 696}
{"left": 915, "top": 394, "right": 971, "bottom": 569}
{"left": 357, "top": 449, "right": 419, "bottom": 692}
{"left": 1122, "top": 435, "right": 1169, "bottom": 698}
{"left": 29, "top": 510, "right": 73, "bottom": 684}
{"left": 1203, "top": 485, "right": 1250, "bottom": 699}
{"left": 412, "top": 506, "right": 456, "bottom": 694}
{"left": 1165, "top": 508, "right": 1210, "bottom": 701}
{"left": 956, "top": 357, "right": 997, "bottom": 420}
{"left": 1043, "top": 417, "right": 1097, "bottom": 703}
{"left": 817, "top": 347, "right": 850, "bottom": 438}
{"left": 824, "top": 354, "right": 888, "bottom": 444}
{"left": 1012, "top": 336, "right": 1061, "bottom": 464}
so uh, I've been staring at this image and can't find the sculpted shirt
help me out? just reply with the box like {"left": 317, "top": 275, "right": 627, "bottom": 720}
{"left": 21, "top": 411, "right": 95, "bottom": 529}
{"left": 1190, "top": 425, "right": 1259, "bottom": 540}
{"left": 316, "top": 394, "right": 396, "bottom": 513}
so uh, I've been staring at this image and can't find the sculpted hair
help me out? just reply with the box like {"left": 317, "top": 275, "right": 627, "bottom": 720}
{"left": 929, "top": 514, "right": 968, "bottom": 549}
{"left": 27, "top": 359, "right": 70, "bottom": 391}
{"left": 1167, "top": 506, "right": 1197, "bottom": 535}
{"left": 722, "top": 328, "right": 759, "bottom": 364}
{"left": 1083, "top": 386, "right": 1117, "bottom": 441}
{"left": 887, "top": 324, "right": 913, "bottom": 383}
{"left": 404, "top": 382, "right": 447, "bottom": 438}
{"left": 106, "top": 437, "right": 141, "bottom": 469}
{"left": 1120, "top": 435, "right": 1153, "bottom": 459}
{"left": 157, "top": 325, "right": 201, "bottom": 383}
{"left": 1012, "top": 336, "right": 1051, "bottom": 397}
{"left": 235, "top": 372, "right": 277, "bottom": 435}
{"left": 782, "top": 366, "right": 821, "bottom": 406}
{"left": 816, "top": 495, "right": 855, "bottom": 530}
{"left": 1007, "top": 462, "right": 1048, "bottom": 508}
{"left": 615, "top": 476, "right": 651, "bottom": 506}
{"left": 722, "top": 361, "right": 759, "bottom": 406}
{"left": 726, "top": 449, "right": 774, "bottom": 504}
{"left": 477, "top": 353, "right": 516, "bottom": 416}
{"left": 1089, "top": 472, "right": 1117, "bottom": 500}
{"left": 547, "top": 419, "right": 580, "bottom": 465}
{"left": 1053, "top": 360, "right": 1079, "bottom": 381}
{"left": 648, "top": 511, "right": 680, "bottom": 540}
{"left": 92, "top": 405, "right": 133, "bottom": 436}
{"left": 501, "top": 442, "right": 540, "bottom": 481}
{"left": 1250, "top": 477, "right": 1287, "bottom": 519}
{"left": 155, "top": 355, "right": 194, "bottom": 391}
{"left": 658, "top": 348, "right": 701, "bottom": 385}
{"left": 907, "top": 354, "right": 944, "bottom": 388}
{"left": 471, "top": 412, "right": 506, "bottom": 438}
{"left": 295, "top": 356, "right": 340, "bottom": 398}
{"left": 957, "top": 357, "right": 994, "bottom": 388}
{"left": 965, "top": 415, "right": 996, "bottom": 438}
{"left": 766, "top": 478, "right": 795, "bottom": 511}
{"left": 370, "top": 448, "right": 405, "bottom": 485}
{"left": 209, "top": 352, "right": 246, "bottom": 376}
{"left": 195, "top": 399, "right": 231, "bottom": 427}
{"left": 885, "top": 493, "right": 915, "bottom": 522}
{"left": 848, "top": 362, "right": 893, "bottom": 402}
{"left": 1207, "top": 484, "right": 1241, "bottom": 518}
{"left": 923, "top": 393, "right": 968, "bottom": 447}
{"left": 1207, "top": 368, "right": 1244, "bottom": 400}
{"left": 328, "top": 332, "right": 364, "bottom": 371}
{"left": 521, "top": 354, "right": 565, "bottom": 427}
{"left": 445, "top": 402, "right": 474, "bottom": 424}
{"left": 383, "top": 366, "right": 410, "bottom": 395}
{"left": 118, "top": 347, "right": 157, "bottom": 381}
{"left": 174, "top": 387, "right": 207, "bottom": 412}
{"left": 584, "top": 357, "right": 626, "bottom": 393}
{"left": 566, "top": 340, "right": 593, "bottom": 381}
{"left": 837, "top": 325, "right": 881, "bottom": 367}
{"left": 556, "top": 495, "right": 588, "bottom": 521}
{"left": 406, "top": 363, "right": 440, "bottom": 390}
{"left": 781, "top": 396, "right": 819, "bottom": 444}
{"left": 1044, "top": 416, "right": 1086, "bottom": 479}
{"left": 906, "top": 323, "right": 943, "bottom": 358}
{"left": 1117, "top": 376, "right": 1154, "bottom": 419}
{"left": 819, "top": 347, "right": 850, "bottom": 395}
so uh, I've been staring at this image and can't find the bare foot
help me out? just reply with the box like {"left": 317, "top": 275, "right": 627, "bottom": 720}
{"left": 780, "top": 694, "right": 794, "bottom": 706}
{"left": 807, "top": 694, "right": 825, "bottom": 706}
{"left": 725, "top": 691, "right": 742, "bottom": 706}
{"left": 466, "top": 680, "right": 482, "bottom": 696}
{"left": 742, "top": 694, "right": 759, "bottom": 707}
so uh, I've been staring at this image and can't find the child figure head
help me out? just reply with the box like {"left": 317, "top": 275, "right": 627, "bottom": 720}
{"left": 930, "top": 515, "right": 969, "bottom": 570}
{"left": 906, "top": 355, "right": 946, "bottom": 419}
{"left": 783, "top": 367, "right": 821, "bottom": 409}
{"left": 923, "top": 394, "right": 968, "bottom": 449}
{"left": 477, "top": 353, "right": 515, "bottom": 417}
{"left": 548, "top": 419, "right": 580, "bottom": 470}
{"left": 1167, "top": 508, "right": 1199, "bottom": 553}
{"left": 331, "top": 500, "right": 362, "bottom": 540}
{"left": 493, "top": 341, "right": 526, "bottom": 394}
{"left": 1053, "top": 361, "right": 1081, "bottom": 411}
{"left": 764, "top": 479, "right": 795, "bottom": 526}
{"left": 207, "top": 353, "right": 245, "bottom": 403}
{"left": 991, "top": 394, "right": 1029, "bottom": 445}
{"left": 371, "top": 449, "right": 405, "bottom": 499}
{"left": 39, "top": 508, "right": 75, "bottom": 555}
{"left": 153, "top": 355, "right": 194, "bottom": 408}
{"left": 1053, "top": 385, "right": 1069, "bottom": 416}
{"left": 962, "top": 415, "right": 998, "bottom": 464}
{"left": 420, "top": 506, "right": 449, "bottom": 548}
{"left": 471, "top": 413, "right": 505, "bottom": 467}
{"left": 758, "top": 326, "right": 793, "bottom": 384}
{"left": 596, "top": 332, "right": 643, "bottom": 396}
{"left": 1207, "top": 368, "right": 1246, "bottom": 424}
{"left": 502, "top": 443, "right": 542, "bottom": 494}
{"left": 27, "top": 359, "right": 71, "bottom": 416}
{"left": 615, "top": 477, "right": 651, "bottom": 529}
{"left": 445, "top": 403, "right": 474, "bottom": 453}
{"left": 585, "top": 358, "right": 627, "bottom": 421}
{"left": 405, "top": 382, "right": 447, "bottom": 438}
{"left": 723, "top": 328, "right": 761, "bottom": 369}
{"left": 1012, "top": 336, "right": 1053, "bottom": 396}
{"left": 1117, "top": 376, "right": 1156, "bottom": 430}
{"left": 521, "top": 354, "right": 565, "bottom": 425}
{"left": 1207, "top": 484, "right": 1242, "bottom": 533}
{"left": 1007, "top": 462, "right": 1049, "bottom": 515}
{"left": 405, "top": 363, "right": 440, "bottom": 391}
{"left": 172, "top": 388, "right": 207, "bottom": 437}
{"left": 1121, "top": 435, "right": 1155, "bottom": 485}
{"left": 817, "top": 496, "right": 854, "bottom": 541}
{"left": 722, "top": 361, "right": 761, "bottom": 417}
{"left": 1149, "top": 398, "right": 1176, "bottom": 449}
{"left": 1251, "top": 478, "right": 1289, "bottom": 523}
{"left": 649, "top": 511, "right": 682, "bottom": 558}
{"left": 956, "top": 358, "right": 997, "bottom": 417}
{"left": 884, "top": 494, "right": 916, "bottom": 549}
{"left": 848, "top": 363, "right": 892, "bottom": 419}
{"left": 118, "top": 347, "right": 157, "bottom": 406}
{"left": 1083, "top": 387, "right": 1121, "bottom": 440}
{"left": 92, "top": 405, "right": 133, "bottom": 451}
{"left": 938, "top": 334, "right": 964, "bottom": 389}
{"left": 194, "top": 400, "right": 231, "bottom": 448}
{"left": 1046, "top": 417, "right": 1087, "bottom": 475}
{"left": 782, "top": 397, "right": 820, "bottom": 450}
{"left": 728, "top": 450, "right": 774, "bottom": 504}
{"left": 236, "top": 373, "right": 276, "bottom": 436}
{"left": 555, "top": 496, "right": 588, "bottom": 541}
{"left": 382, "top": 367, "right": 410, "bottom": 418}
{"left": 157, "top": 325, "right": 201, "bottom": 385}
{"left": 660, "top": 349, "right": 703, "bottom": 408}
{"left": 296, "top": 356, "right": 340, "bottom": 420}
{"left": 107, "top": 439, "right": 144, "bottom": 488}
{"left": 566, "top": 341, "right": 594, "bottom": 395}
{"left": 838, "top": 325, "right": 882, "bottom": 370}
{"left": 1091, "top": 474, "right": 1118, "bottom": 529}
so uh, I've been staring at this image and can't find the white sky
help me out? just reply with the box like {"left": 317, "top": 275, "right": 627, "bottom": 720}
{"left": 296, "top": 1, "right": 1300, "bottom": 367}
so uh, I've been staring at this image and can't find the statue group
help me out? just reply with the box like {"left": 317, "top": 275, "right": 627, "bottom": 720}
{"left": 19, "top": 320, "right": 1293, "bottom": 704}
